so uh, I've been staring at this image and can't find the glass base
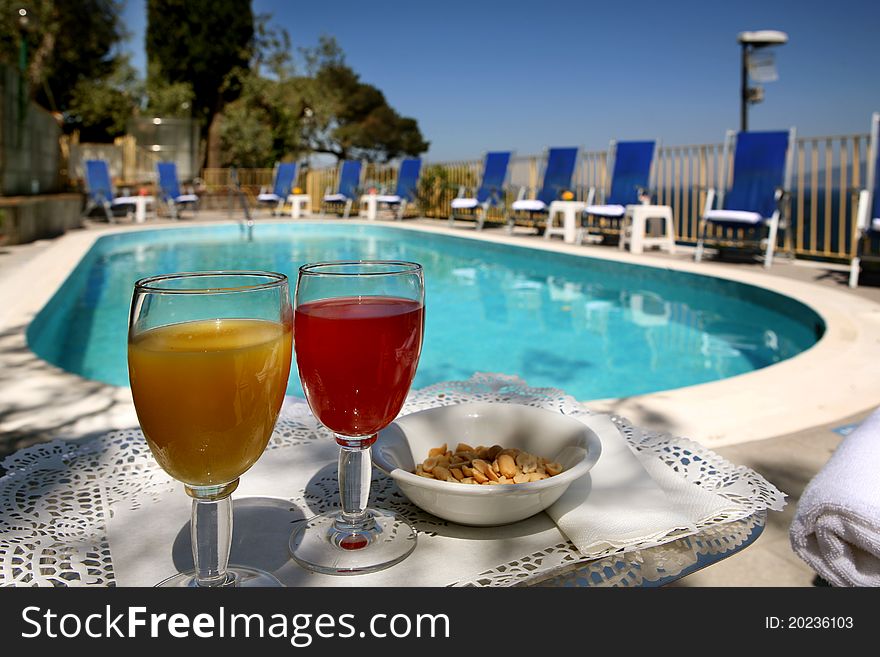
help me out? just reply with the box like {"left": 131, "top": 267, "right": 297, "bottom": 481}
{"left": 289, "top": 509, "right": 417, "bottom": 575}
{"left": 156, "top": 566, "right": 283, "bottom": 588}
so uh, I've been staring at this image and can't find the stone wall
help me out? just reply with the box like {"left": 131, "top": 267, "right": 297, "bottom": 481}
{"left": 0, "top": 194, "right": 82, "bottom": 245}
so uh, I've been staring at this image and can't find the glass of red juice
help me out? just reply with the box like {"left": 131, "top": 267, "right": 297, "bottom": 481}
{"left": 289, "top": 261, "right": 424, "bottom": 574}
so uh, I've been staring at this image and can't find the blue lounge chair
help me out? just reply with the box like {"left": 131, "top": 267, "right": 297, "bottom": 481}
{"left": 321, "top": 160, "right": 362, "bottom": 217}
{"left": 507, "top": 147, "right": 579, "bottom": 234}
{"left": 156, "top": 161, "right": 199, "bottom": 220}
{"left": 694, "top": 128, "right": 795, "bottom": 268}
{"left": 850, "top": 112, "right": 880, "bottom": 287}
{"left": 572, "top": 140, "right": 657, "bottom": 244}
{"left": 82, "top": 159, "right": 138, "bottom": 223}
{"left": 375, "top": 158, "right": 422, "bottom": 220}
{"left": 257, "top": 162, "right": 298, "bottom": 215}
{"left": 449, "top": 151, "right": 512, "bottom": 230}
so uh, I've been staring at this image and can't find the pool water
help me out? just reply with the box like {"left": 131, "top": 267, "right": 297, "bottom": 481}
{"left": 28, "top": 223, "right": 824, "bottom": 400}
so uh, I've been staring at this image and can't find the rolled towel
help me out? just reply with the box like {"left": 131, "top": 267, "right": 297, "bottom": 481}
{"left": 790, "top": 407, "right": 880, "bottom": 586}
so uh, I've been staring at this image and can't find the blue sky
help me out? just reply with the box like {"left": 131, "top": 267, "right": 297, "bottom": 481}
{"left": 121, "top": 0, "right": 880, "bottom": 161}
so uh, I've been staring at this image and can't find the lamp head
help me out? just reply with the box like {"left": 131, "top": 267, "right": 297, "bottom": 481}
{"left": 737, "top": 30, "right": 788, "bottom": 47}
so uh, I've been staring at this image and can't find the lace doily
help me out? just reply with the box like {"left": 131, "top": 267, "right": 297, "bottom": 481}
{"left": 0, "top": 373, "right": 784, "bottom": 587}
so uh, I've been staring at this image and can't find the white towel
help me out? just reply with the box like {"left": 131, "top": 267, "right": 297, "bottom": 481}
{"left": 790, "top": 407, "right": 880, "bottom": 586}
{"left": 547, "top": 415, "right": 745, "bottom": 557}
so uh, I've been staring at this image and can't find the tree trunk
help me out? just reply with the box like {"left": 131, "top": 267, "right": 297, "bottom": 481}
{"left": 205, "top": 112, "right": 223, "bottom": 169}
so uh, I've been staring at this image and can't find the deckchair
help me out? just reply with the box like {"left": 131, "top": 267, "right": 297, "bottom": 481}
{"left": 849, "top": 112, "right": 880, "bottom": 287}
{"left": 575, "top": 140, "right": 657, "bottom": 244}
{"left": 694, "top": 128, "right": 795, "bottom": 268}
{"left": 375, "top": 158, "right": 422, "bottom": 220}
{"left": 507, "top": 147, "right": 579, "bottom": 234}
{"left": 257, "top": 162, "right": 298, "bottom": 215}
{"left": 449, "top": 151, "right": 512, "bottom": 230}
{"left": 321, "top": 160, "right": 362, "bottom": 217}
{"left": 82, "top": 159, "right": 138, "bottom": 223}
{"left": 156, "top": 161, "right": 199, "bottom": 220}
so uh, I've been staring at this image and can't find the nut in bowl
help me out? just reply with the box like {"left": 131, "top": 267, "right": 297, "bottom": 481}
{"left": 373, "top": 402, "right": 604, "bottom": 526}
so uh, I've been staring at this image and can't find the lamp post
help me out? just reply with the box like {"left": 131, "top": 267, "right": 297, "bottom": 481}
{"left": 738, "top": 30, "right": 788, "bottom": 132}
{"left": 15, "top": 7, "right": 30, "bottom": 146}
{"left": 17, "top": 8, "right": 28, "bottom": 73}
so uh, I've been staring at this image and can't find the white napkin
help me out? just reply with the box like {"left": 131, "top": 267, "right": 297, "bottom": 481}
{"left": 790, "top": 407, "right": 880, "bottom": 587}
{"left": 546, "top": 414, "right": 745, "bottom": 557}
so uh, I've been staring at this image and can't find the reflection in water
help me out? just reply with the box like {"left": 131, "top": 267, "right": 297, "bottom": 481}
{"left": 629, "top": 292, "right": 670, "bottom": 328}
{"left": 31, "top": 224, "right": 819, "bottom": 401}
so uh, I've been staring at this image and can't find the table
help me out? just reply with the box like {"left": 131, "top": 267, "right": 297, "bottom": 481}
{"left": 132, "top": 195, "right": 155, "bottom": 223}
{"left": 288, "top": 194, "right": 311, "bottom": 219}
{"left": 544, "top": 201, "right": 586, "bottom": 244}
{"left": 619, "top": 204, "right": 676, "bottom": 255}
{"left": 0, "top": 374, "right": 782, "bottom": 587}
{"left": 359, "top": 193, "right": 379, "bottom": 220}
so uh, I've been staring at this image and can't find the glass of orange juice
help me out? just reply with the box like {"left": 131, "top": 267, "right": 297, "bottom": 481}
{"left": 128, "top": 271, "right": 293, "bottom": 587}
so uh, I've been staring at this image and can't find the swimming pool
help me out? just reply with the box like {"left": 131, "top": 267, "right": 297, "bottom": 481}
{"left": 27, "top": 222, "right": 824, "bottom": 400}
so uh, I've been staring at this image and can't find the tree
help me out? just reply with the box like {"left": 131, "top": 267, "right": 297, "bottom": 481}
{"left": 297, "top": 38, "right": 429, "bottom": 162}
{"left": 66, "top": 55, "right": 140, "bottom": 141}
{"left": 146, "top": 0, "right": 253, "bottom": 136}
{"left": 145, "top": 62, "right": 195, "bottom": 118}
{"left": 0, "top": 0, "right": 126, "bottom": 114}
{"left": 219, "top": 73, "right": 301, "bottom": 167}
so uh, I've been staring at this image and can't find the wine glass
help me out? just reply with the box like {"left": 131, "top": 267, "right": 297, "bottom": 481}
{"left": 128, "top": 271, "right": 293, "bottom": 587}
{"left": 289, "top": 261, "right": 424, "bottom": 575}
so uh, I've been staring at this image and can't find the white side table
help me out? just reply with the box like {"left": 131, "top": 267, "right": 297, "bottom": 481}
{"left": 545, "top": 201, "right": 586, "bottom": 244}
{"left": 620, "top": 204, "right": 676, "bottom": 255}
{"left": 359, "top": 194, "right": 379, "bottom": 220}
{"left": 288, "top": 194, "right": 311, "bottom": 219}
{"left": 133, "top": 195, "right": 155, "bottom": 223}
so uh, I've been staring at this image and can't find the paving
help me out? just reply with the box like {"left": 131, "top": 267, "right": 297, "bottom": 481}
{"left": 2, "top": 211, "right": 879, "bottom": 587}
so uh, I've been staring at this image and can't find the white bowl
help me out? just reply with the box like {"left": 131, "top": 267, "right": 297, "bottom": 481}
{"left": 373, "top": 402, "right": 604, "bottom": 526}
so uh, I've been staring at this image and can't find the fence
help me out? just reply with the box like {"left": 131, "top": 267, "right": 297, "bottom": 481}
{"left": 64, "top": 134, "right": 162, "bottom": 189}
{"left": 263, "top": 132, "right": 868, "bottom": 264}
{"left": 67, "top": 129, "right": 868, "bottom": 264}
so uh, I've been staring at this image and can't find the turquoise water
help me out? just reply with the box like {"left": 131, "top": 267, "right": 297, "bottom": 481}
{"left": 27, "top": 223, "right": 824, "bottom": 400}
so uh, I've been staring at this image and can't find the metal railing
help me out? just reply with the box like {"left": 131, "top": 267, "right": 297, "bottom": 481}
{"left": 193, "top": 131, "right": 874, "bottom": 264}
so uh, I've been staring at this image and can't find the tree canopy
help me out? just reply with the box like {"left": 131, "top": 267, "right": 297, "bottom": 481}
{"left": 0, "top": 2, "right": 429, "bottom": 161}
{"left": 0, "top": 0, "right": 127, "bottom": 133}
{"left": 146, "top": 0, "right": 253, "bottom": 134}
{"left": 221, "top": 35, "right": 429, "bottom": 166}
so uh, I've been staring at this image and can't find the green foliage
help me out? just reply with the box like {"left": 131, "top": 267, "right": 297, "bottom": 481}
{"left": 0, "top": 0, "right": 125, "bottom": 113}
{"left": 297, "top": 37, "right": 430, "bottom": 163}
{"left": 66, "top": 55, "right": 140, "bottom": 141}
{"left": 219, "top": 70, "right": 302, "bottom": 167}
{"left": 252, "top": 12, "right": 294, "bottom": 80}
{"left": 218, "top": 101, "right": 273, "bottom": 168}
{"left": 145, "top": 62, "right": 195, "bottom": 117}
{"left": 218, "top": 33, "right": 428, "bottom": 167}
{"left": 146, "top": 0, "right": 253, "bottom": 130}
{"left": 415, "top": 164, "right": 452, "bottom": 215}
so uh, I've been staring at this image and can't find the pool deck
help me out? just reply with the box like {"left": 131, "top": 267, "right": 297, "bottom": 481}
{"left": 2, "top": 209, "right": 880, "bottom": 587}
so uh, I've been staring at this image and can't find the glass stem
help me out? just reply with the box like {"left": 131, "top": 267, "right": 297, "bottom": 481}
{"left": 191, "top": 494, "right": 233, "bottom": 587}
{"left": 337, "top": 440, "right": 374, "bottom": 528}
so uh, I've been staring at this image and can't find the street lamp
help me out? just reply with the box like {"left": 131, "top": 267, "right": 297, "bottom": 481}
{"left": 738, "top": 30, "right": 788, "bottom": 132}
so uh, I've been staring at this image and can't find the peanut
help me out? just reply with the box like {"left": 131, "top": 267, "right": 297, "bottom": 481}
{"left": 497, "top": 454, "right": 517, "bottom": 478}
{"left": 472, "top": 459, "right": 490, "bottom": 475}
{"left": 412, "top": 443, "right": 565, "bottom": 485}
{"left": 544, "top": 461, "right": 563, "bottom": 476}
